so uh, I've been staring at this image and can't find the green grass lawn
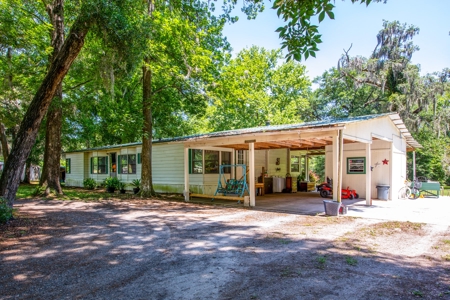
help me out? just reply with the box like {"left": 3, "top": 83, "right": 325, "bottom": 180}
{"left": 442, "top": 186, "right": 450, "bottom": 197}
{"left": 16, "top": 183, "right": 136, "bottom": 201}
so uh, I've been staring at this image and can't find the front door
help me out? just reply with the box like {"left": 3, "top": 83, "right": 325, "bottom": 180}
{"left": 110, "top": 153, "right": 117, "bottom": 177}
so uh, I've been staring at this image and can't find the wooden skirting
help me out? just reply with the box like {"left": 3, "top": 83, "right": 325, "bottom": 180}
{"left": 190, "top": 193, "right": 244, "bottom": 201}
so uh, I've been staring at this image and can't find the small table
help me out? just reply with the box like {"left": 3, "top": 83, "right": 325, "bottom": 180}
{"left": 255, "top": 183, "right": 264, "bottom": 196}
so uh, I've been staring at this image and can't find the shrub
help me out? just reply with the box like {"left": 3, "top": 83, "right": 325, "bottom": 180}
{"left": 33, "top": 185, "right": 45, "bottom": 196}
{"left": 131, "top": 179, "right": 141, "bottom": 188}
{"left": 83, "top": 178, "right": 97, "bottom": 190}
{"left": 0, "top": 197, "right": 13, "bottom": 223}
{"left": 104, "top": 177, "right": 120, "bottom": 189}
{"left": 118, "top": 181, "right": 127, "bottom": 190}
{"left": 309, "top": 171, "right": 320, "bottom": 183}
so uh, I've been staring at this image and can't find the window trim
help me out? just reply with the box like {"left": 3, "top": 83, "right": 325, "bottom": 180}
{"left": 221, "top": 151, "right": 231, "bottom": 174}
{"left": 237, "top": 150, "right": 244, "bottom": 165}
{"left": 91, "top": 156, "right": 108, "bottom": 174}
{"left": 204, "top": 150, "right": 220, "bottom": 174}
{"left": 189, "top": 149, "right": 232, "bottom": 174}
{"left": 118, "top": 154, "right": 137, "bottom": 174}
{"left": 190, "top": 149, "right": 203, "bottom": 174}
{"left": 290, "top": 155, "right": 300, "bottom": 173}
{"left": 66, "top": 158, "right": 71, "bottom": 174}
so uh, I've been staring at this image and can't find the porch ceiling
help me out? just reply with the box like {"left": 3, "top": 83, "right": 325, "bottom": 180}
{"left": 183, "top": 125, "right": 370, "bottom": 154}
{"left": 218, "top": 136, "right": 359, "bottom": 153}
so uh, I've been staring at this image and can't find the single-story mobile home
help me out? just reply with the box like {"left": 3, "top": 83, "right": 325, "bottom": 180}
{"left": 64, "top": 113, "right": 421, "bottom": 206}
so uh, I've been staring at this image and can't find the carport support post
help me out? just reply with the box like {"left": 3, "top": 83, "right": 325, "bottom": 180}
{"left": 305, "top": 155, "right": 309, "bottom": 181}
{"left": 249, "top": 142, "right": 255, "bottom": 207}
{"left": 184, "top": 146, "right": 189, "bottom": 202}
{"left": 332, "top": 131, "right": 339, "bottom": 201}
{"left": 365, "top": 143, "right": 372, "bottom": 205}
{"left": 336, "top": 129, "right": 343, "bottom": 203}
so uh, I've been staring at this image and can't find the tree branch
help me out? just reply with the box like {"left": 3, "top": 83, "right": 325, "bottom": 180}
{"left": 66, "top": 79, "right": 93, "bottom": 90}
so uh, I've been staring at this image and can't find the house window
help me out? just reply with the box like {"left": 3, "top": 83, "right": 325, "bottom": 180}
{"left": 237, "top": 150, "right": 244, "bottom": 164}
{"left": 291, "top": 155, "right": 300, "bottom": 172}
{"left": 221, "top": 152, "right": 231, "bottom": 174}
{"left": 205, "top": 150, "right": 219, "bottom": 174}
{"left": 118, "top": 154, "right": 137, "bottom": 174}
{"left": 190, "top": 150, "right": 232, "bottom": 174}
{"left": 91, "top": 157, "right": 108, "bottom": 174}
{"left": 66, "top": 158, "right": 71, "bottom": 174}
{"left": 191, "top": 149, "right": 203, "bottom": 174}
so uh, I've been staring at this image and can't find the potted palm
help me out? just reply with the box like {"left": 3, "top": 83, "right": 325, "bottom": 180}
{"left": 118, "top": 182, "right": 127, "bottom": 194}
{"left": 104, "top": 177, "right": 120, "bottom": 193}
{"left": 131, "top": 179, "right": 141, "bottom": 194}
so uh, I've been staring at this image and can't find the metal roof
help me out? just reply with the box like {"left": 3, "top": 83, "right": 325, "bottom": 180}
{"left": 388, "top": 114, "right": 423, "bottom": 149}
{"left": 64, "top": 113, "right": 421, "bottom": 153}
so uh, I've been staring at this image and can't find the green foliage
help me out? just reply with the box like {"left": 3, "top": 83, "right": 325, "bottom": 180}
{"left": 32, "top": 185, "right": 45, "bottom": 196}
{"left": 131, "top": 179, "right": 141, "bottom": 188}
{"left": 206, "top": 46, "right": 312, "bottom": 131}
{"left": 104, "top": 177, "right": 120, "bottom": 189}
{"left": 273, "top": 0, "right": 385, "bottom": 61}
{"left": 118, "top": 181, "right": 127, "bottom": 190}
{"left": 83, "top": 178, "right": 97, "bottom": 190}
{"left": 0, "top": 197, "right": 13, "bottom": 223}
{"left": 314, "top": 20, "right": 450, "bottom": 185}
{"left": 316, "top": 255, "right": 327, "bottom": 269}
{"left": 412, "top": 130, "right": 450, "bottom": 184}
{"left": 310, "top": 156, "right": 325, "bottom": 183}
{"left": 345, "top": 256, "right": 358, "bottom": 266}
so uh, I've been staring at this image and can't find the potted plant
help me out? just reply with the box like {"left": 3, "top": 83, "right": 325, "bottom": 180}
{"left": 131, "top": 179, "right": 141, "bottom": 194}
{"left": 104, "top": 177, "right": 120, "bottom": 193}
{"left": 118, "top": 182, "right": 127, "bottom": 194}
{"left": 297, "top": 172, "right": 306, "bottom": 192}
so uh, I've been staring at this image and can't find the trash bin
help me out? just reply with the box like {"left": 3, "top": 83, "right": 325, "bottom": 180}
{"left": 376, "top": 185, "right": 390, "bottom": 200}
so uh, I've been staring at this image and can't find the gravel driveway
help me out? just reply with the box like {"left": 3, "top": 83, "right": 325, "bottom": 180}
{"left": 1, "top": 198, "right": 450, "bottom": 299}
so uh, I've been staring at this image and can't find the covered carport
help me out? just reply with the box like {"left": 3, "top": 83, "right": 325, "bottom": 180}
{"left": 181, "top": 113, "right": 420, "bottom": 208}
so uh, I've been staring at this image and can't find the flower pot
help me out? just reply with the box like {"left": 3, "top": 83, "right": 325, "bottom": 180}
{"left": 323, "top": 200, "right": 341, "bottom": 216}
{"left": 133, "top": 187, "right": 140, "bottom": 195}
{"left": 120, "top": 189, "right": 126, "bottom": 194}
{"left": 107, "top": 187, "right": 116, "bottom": 193}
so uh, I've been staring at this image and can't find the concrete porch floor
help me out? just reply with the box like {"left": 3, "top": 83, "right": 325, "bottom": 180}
{"left": 189, "top": 192, "right": 450, "bottom": 226}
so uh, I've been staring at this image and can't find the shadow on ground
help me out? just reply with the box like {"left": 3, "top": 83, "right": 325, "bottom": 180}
{"left": 1, "top": 199, "right": 449, "bottom": 300}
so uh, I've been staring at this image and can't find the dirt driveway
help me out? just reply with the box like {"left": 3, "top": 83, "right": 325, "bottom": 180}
{"left": 1, "top": 198, "right": 450, "bottom": 299}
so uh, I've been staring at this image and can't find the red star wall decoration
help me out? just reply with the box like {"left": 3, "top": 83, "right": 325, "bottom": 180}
{"left": 382, "top": 159, "right": 389, "bottom": 165}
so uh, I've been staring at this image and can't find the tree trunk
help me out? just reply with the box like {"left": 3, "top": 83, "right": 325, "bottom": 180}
{"left": 40, "top": 93, "right": 63, "bottom": 195}
{"left": 0, "top": 123, "right": 9, "bottom": 162}
{"left": 0, "top": 17, "right": 91, "bottom": 208}
{"left": 140, "top": 58, "right": 156, "bottom": 197}
{"left": 1, "top": 47, "right": 13, "bottom": 163}
{"left": 40, "top": 0, "right": 65, "bottom": 195}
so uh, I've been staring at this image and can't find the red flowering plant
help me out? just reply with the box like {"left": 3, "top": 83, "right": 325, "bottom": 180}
{"left": 309, "top": 171, "right": 320, "bottom": 183}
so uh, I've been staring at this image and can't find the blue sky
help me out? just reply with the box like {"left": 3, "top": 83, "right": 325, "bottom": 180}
{"left": 222, "top": 0, "right": 450, "bottom": 81}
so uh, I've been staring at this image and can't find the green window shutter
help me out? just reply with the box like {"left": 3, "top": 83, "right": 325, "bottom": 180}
{"left": 188, "top": 149, "right": 192, "bottom": 174}
{"left": 105, "top": 156, "right": 108, "bottom": 174}
{"left": 90, "top": 157, "right": 93, "bottom": 174}
{"left": 138, "top": 153, "right": 141, "bottom": 164}
{"left": 118, "top": 155, "right": 122, "bottom": 174}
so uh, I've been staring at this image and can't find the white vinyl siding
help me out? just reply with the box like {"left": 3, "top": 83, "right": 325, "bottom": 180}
{"left": 65, "top": 153, "right": 85, "bottom": 187}
{"left": 152, "top": 143, "right": 185, "bottom": 184}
